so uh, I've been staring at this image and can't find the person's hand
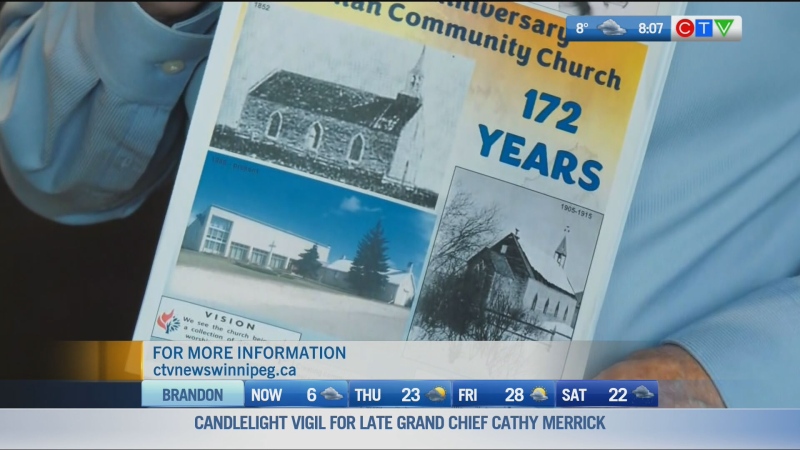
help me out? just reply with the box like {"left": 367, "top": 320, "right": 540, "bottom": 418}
{"left": 594, "top": 344, "right": 725, "bottom": 408}
{"left": 139, "top": 2, "right": 205, "bottom": 24}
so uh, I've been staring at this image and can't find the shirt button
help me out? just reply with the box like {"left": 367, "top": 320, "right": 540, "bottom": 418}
{"left": 116, "top": 154, "right": 133, "bottom": 169}
{"left": 161, "top": 60, "right": 185, "bottom": 75}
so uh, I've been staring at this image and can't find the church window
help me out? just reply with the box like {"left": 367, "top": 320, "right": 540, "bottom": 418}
{"left": 269, "top": 254, "right": 289, "bottom": 270}
{"left": 204, "top": 215, "right": 232, "bottom": 255}
{"left": 348, "top": 134, "right": 365, "bottom": 162}
{"left": 229, "top": 242, "right": 250, "bottom": 262}
{"left": 554, "top": 302, "right": 560, "bottom": 318}
{"left": 543, "top": 299, "right": 550, "bottom": 315}
{"left": 306, "top": 122, "right": 323, "bottom": 151}
{"left": 563, "top": 307, "right": 569, "bottom": 321}
{"left": 265, "top": 111, "right": 282, "bottom": 139}
{"left": 531, "top": 294, "right": 538, "bottom": 311}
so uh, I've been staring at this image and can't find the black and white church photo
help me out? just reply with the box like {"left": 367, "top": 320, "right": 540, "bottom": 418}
{"left": 409, "top": 168, "right": 604, "bottom": 342}
{"left": 210, "top": 4, "right": 476, "bottom": 210}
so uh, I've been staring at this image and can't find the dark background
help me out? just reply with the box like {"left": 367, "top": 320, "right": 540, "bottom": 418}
{"left": 0, "top": 174, "right": 174, "bottom": 378}
{"left": 0, "top": 1, "right": 169, "bottom": 380}
{"left": 0, "top": 0, "right": 168, "bottom": 342}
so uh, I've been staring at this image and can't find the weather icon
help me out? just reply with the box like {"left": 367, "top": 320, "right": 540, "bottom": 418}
{"left": 425, "top": 387, "right": 447, "bottom": 402}
{"left": 530, "top": 387, "right": 549, "bottom": 402}
{"left": 597, "top": 19, "right": 627, "bottom": 36}
{"left": 320, "top": 387, "right": 343, "bottom": 401}
{"left": 632, "top": 385, "right": 655, "bottom": 399}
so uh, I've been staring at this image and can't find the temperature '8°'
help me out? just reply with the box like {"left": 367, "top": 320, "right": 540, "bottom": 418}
{"left": 575, "top": 22, "right": 590, "bottom": 33}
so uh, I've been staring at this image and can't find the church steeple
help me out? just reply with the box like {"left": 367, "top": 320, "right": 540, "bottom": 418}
{"left": 554, "top": 226, "right": 569, "bottom": 269}
{"left": 403, "top": 46, "right": 426, "bottom": 97}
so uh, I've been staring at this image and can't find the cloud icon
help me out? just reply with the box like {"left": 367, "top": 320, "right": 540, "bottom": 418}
{"left": 425, "top": 387, "right": 447, "bottom": 402}
{"left": 530, "top": 387, "right": 548, "bottom": 402}
{"left": 597, "top": 19, "right": 627, "bottom": 36}
{"left": 632, "top": 385, "right": 654, "bottom": 399}
{"left": 320, "top": 387, "right": 343, "bottom": 401}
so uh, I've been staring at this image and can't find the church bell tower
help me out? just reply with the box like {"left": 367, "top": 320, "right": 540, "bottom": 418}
{"left": 402, "top": 46, "right": 426, "bottom": 98}
{"left": 554, "top": 226, "right": 568, "bottom": 269}
{"left": 387, "top": 45, "right": 427, "bottom": 187}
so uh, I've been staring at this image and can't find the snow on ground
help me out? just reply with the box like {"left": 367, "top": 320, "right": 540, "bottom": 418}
{"left": 167, "top": 265, "right": 410, "bottom": 341}
{"left": 404, "top": 326, "right": 570, "bottom": 379}
{"left": 539, "top": 321, "right": 574, "bottom": 340}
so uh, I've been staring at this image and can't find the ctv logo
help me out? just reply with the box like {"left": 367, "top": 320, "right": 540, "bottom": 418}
{"left": 674, "top": 17, "right": 739, "bottom": 40}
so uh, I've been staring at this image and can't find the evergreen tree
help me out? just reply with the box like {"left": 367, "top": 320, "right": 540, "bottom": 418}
{"left": 295, "top": 245, "right": 322, "bottom": 278}
{"left": 347, "top": 221, "right": 390, "bottom": 298}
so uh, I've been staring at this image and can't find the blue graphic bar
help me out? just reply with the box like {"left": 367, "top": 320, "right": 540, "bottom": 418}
{"left": 245, "top": 380, "right": 349, "bottom": 408}
{"left": 451, "top": 380, "right": 556, "bottom": 408}
{"left": 348, "top": 380, "right": 453, "bottom": 408}
{"left": 556, "top": 380, "right": 659, "bottom": 407}
{"left": 0, "top": 380, "right": 663, "bottom": 408}
{"left": 142, "top": 380, "right": 244, "bottom": 407}
{"left": 566, "top": 16, "right": 671, "bottom": 42}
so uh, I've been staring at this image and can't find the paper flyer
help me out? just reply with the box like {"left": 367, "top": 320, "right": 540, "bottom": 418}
{"left": 132, "top": 1, "right": 685, "bottom": 378}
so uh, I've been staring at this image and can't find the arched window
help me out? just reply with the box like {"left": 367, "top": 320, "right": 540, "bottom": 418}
{"left": 554, "top": 302, "right": 560, "bottom": 318}
{"left": 306, "top": 122, "right": 323, "bottom": 151}
{"left": 543, "top": 299, "right": 550, "bottom": 315}
{"left": 265, "top": 111, "right": 282, "bottom": 139}
{"left": 563, "top": 307, "right": 569, "bottom": 321}
{"left": 348, "top": 134, "right": 365, "bottom": 162}
{"left": 531, "top": 294, "right": 538, "bottom": 311}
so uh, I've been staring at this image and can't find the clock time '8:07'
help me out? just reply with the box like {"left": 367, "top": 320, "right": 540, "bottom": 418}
{"left": 639, "top": 22, "right": 664, "bottom": 34}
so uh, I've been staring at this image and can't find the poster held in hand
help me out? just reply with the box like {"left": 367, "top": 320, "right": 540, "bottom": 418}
{"left": 132, "top": 1, "right": 687, "bottom": 380}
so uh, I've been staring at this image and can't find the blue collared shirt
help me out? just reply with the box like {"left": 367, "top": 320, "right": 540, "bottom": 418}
{"left": 1, "top": 2, "right": 798, "bottom": 407}
{"left": 0, "top": 2, "right": 218, "bottom": 223}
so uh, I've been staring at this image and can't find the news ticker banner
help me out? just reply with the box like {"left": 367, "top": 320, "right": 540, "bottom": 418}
{"left": 141, "top": 379, "right": 658, "bottom": 408}
{"left": 0, "top": 380, "right": 656, "bottom": 409}
{"left": 1, "top": 410, "right": 799, "bottom": 449}
{"left": 565, "top": 16, "right": 742, "bottom": 42}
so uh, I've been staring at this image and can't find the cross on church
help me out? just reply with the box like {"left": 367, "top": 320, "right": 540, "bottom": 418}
{"left": 515, "top": 228, "right": 520, "bottom": 237}
{"left": 564, "top": 226, "right": 570, "bottom": 234}
{"left": 267, "top": 240, "right": 276, "bottom": 265}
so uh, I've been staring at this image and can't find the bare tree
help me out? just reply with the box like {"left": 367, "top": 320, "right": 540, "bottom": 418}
{"left": 470, "top": 284, "right": 542, "bottom": 341}
{"left": 427, "top": 183, "right": 502, "bottom": 275}
{"left": 413, "top": 261, "right": 544, "bottom": 342}
{"left": 412, "top": 181, "right": 549, "bottom": 343}
{"left": 412, "top": 186, "right": 502, "bottom": 340}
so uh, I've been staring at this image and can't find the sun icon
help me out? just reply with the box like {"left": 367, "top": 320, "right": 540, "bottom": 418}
{"left": 530, "top": 386, "right": 548, "bottom": 402}
{"left": 425, "top": 386, "right": 447, "bottom": 402}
